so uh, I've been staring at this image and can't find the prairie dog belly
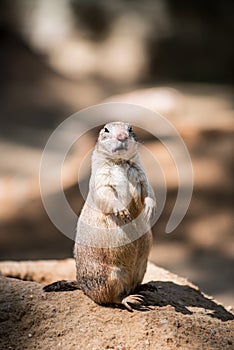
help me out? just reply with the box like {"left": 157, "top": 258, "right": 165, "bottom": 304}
{"left": 109, "top": 164, "right": 141, "bottom": 207}
{"left": 76, "top": 161, "right": 148, "bottom": 248}
{"left": 77, "top": 199, "right": 148, "bottom": 248}
{"left": 110, "top": 165, "right": 130, "bottom": 205}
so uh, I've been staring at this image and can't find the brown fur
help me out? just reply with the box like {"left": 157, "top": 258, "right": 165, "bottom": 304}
{"left": 44, "top": 122, "right": 156, "bottom": 310}
{"left": 74, "top": 122, "right": 156, "bottom": 308}
{"left": 74, "top": 233, "right": 152, "bottom": 305}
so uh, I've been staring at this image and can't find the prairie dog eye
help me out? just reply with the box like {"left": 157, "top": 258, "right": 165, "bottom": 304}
{"left": 128, "top": 126, "right": 133, "bottom": 133}
{"left": 104, "top": 127, "right": 109, "bottom": 133}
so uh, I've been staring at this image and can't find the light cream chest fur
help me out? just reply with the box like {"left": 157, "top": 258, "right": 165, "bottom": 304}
{"left": 109, "top": 163, "right": 141, "bottom": 206}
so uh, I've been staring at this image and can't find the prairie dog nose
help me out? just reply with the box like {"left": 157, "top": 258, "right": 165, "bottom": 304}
{"left": 116, "top": 132, "right": 128, "bottom": 141}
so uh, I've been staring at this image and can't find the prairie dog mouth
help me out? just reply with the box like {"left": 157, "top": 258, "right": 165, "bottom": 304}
{"left": 100, "top": 138, "right": 137, "bottom": 158}
{"left": 111, "top": 139, "right": 129, "bottom": 153}
{"left": 112, "top": 143, "right": 128, "bottom": 153}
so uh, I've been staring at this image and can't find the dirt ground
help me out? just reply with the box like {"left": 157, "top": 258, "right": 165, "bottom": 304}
{"left": 0, "top": 260, "right": 233, "bottom": 350}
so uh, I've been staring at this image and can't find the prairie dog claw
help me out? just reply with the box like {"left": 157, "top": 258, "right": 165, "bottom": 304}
{"left": 144, "top": 197, "right": 156, "bottom": 222}
{"left": 113, "top": 207, "right": 132, "bottom": 222}
{"left": 121, "top": 294, "right": 145, "bottom": 311}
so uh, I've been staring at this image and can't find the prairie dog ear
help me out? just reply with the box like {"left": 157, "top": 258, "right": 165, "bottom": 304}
{"left": 128, "top": 125, "right": 133, "bottom": 132}
{"left": 97, "top": 124, "right": 111, "bottom": 141}
{"left": 127, "top": 125, "right": 137, "bottom": 141}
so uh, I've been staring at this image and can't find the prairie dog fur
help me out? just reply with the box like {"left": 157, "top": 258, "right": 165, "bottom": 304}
{"left": 74, "top": 122, "right": 156, "bottom": 310}
{"left": 44, "top": 122, "right": 156, "bottom": 311}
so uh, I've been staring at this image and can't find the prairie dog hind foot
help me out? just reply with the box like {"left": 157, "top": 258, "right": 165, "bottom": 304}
{"left": 121, "top": 294, "right": 145, "bottom": 311}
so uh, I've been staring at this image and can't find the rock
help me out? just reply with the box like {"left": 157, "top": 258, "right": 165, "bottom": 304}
{"left": 0, "top": 259, "right": 76, "bottom": 284}
{"left": 0, "top": 260, "right": 233, "bottom": 349}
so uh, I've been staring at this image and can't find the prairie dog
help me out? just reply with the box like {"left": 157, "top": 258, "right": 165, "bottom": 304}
{"left": 44, "top": 122, "right": 156, "bottom": 310}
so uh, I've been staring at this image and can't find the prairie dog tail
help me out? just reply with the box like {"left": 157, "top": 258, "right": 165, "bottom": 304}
{"left": 43, "top": 280, "right": 80, "bottom": 292}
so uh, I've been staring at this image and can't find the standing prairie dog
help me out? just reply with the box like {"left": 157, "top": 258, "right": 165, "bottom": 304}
{"left": 44, "top": 122, "right": 156, "bottom": 311}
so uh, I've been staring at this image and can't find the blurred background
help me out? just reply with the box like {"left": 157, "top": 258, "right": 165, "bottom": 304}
{"left": 0, "top": 1, "right": 233, "bottom": 307}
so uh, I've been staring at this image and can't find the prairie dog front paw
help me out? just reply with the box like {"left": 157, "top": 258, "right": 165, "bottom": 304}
{"left": 113, "top": 201, "right": 132, "bottom": 223}
{"left": 144, "top": 197, "right": 156, "bottom": 222}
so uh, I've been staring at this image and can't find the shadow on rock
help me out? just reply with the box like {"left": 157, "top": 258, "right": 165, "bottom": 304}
{"left": 138, "top": 281, "right": 234, "bottom": 322}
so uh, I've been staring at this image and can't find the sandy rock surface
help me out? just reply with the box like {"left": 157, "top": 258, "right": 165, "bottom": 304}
{"left": 0, "top": 260, "right": 233, "bottom": 350}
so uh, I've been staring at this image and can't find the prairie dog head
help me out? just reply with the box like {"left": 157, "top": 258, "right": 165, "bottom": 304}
{"left": 96, "top": 122, "right": 138, "bottom": 160}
